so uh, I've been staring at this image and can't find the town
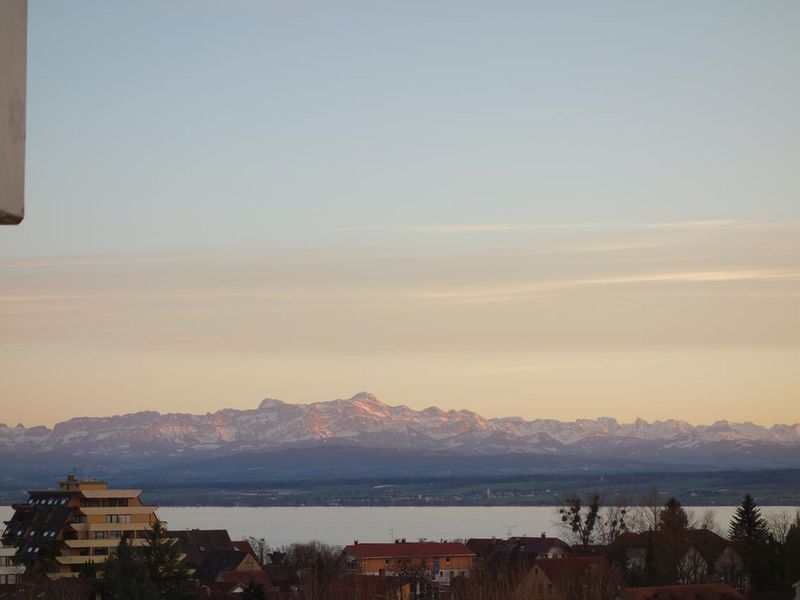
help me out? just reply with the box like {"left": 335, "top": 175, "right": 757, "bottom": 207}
{"left": 2, "top": 475, "right": 799, "bottom": 600}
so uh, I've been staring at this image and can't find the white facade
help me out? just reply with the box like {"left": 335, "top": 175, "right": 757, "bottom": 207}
{"left": 0, "top": 544, "right": 24, "bottom": 584}
{"left": 0, "top": 0, "right": 27, "bottom": 224}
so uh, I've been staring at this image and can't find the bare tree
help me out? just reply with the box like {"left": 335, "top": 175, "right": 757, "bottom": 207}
{"left": 765, "top": 510, "right": 795, "bottom": 544}
{"left": 247, "top": 536, "right": 271, "bottom": 566}
{"left": 627, "top": 488, "right": 663, "bottom": 533}
{"left": 558, "top": 493, "right": 601, "bottom": 547}
{"left": 280, "top": 540, "right": 343, "bottom": 600}
{"left": 697, "top": 509, "right": 721, "bottom": 535}
{"left": 596, "top": 496, "right": 630, "bottom": 545}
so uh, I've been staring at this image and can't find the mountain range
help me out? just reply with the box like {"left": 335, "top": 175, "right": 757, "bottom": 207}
{"left": 1, "top": 392, "right": 799, "bottom": 471}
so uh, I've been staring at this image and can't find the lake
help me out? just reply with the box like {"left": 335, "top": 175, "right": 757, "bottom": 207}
{"left": 3, "top": 505, "right": 798, "bottom": 547}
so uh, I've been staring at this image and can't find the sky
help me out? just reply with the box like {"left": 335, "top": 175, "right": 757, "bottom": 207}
{"left": 1, "top": 0, "right": 799, "bottom": 427}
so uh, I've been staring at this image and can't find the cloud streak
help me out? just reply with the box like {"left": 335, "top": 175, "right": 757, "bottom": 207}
{"left": 410, "top": 269, "right": 800, "bottom": 303}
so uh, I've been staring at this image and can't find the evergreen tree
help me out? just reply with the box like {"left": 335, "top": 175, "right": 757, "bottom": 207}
{"left": 101, "top": 536, "right": 159, "bottom": 600}
{"left": 654, "top": 497, "right": 689, "bottom": 584}
{"left": 729, "top": 495, "right": 768, "bottom": 543}
{"left": 784, "top": 513, "right": 800, "bottom": 586}
{"left": 659, "top": 498, "right": 689, "bottom": 534}
{"left": 728, "top": 495, "right": 771, "bottom": 592}
{"left": 141, "top": 520, "right": 193, "bottom": 600}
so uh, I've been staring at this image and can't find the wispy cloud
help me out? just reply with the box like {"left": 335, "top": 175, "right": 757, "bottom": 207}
{"left": 0, "top": 254, "right": 187, "bottom": 270}
{"left": 410, "top": 269, "right": 800, "bottom": 303}
{"left": 0, "top": 293, "right": 107, "bottom": 303}
{"left": 335, "top": 220, "right": 800, "bottom": 236}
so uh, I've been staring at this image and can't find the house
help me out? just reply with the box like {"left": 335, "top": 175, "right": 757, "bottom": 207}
{"left": 610, "top": 529, "right": 744, "bottom": 586}
{"left": 619, "top": 583, "right": 748, "bottom": 600}
{"left": 342, "top": 540, "right": 475, "bottom": 586}
{"left": 1, "top": 474, "right": 160, "bottom": 579}
{"left": 171, "top": 528, "right": 271, "bottom": 589}
{"left": 328, "top": 574, "right": 411, "bottom": 600}
{"left": 467, "top": 535, "right": 571, "bottom": 579}
{"left": 193, "top": 549, "right": 265, "bottom": 584}
{"left": 171, "top": 529, "right": 235, "bottom": 568}
{"left": 515, "top": 556, "right": 613, "bottom": 600}
{"left": 679, "top": 530, "right": 744, "bottom": 585}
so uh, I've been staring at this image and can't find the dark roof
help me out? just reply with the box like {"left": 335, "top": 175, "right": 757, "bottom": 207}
{"left": 534, "top": 556, "right": 609, "bottom": 587}
{"left": 613, "top": 529, "right": 736, "bottom": 567}
{"left": 509, "top": 536, "right": 571, "bottom": 554}
{"left": 193, "top": 550, "right": 247, "bottom": 581}
{"left": 2, "top": 505, "right": 73, "bottom": 555}
{"left": 622, "top": 583, "right": 748, "bottom": 600}
{"left": 466, "top": 538, "right": 504, "bottom": 559}
{"left": 232, "top": 539, "right": 259, "bottom": 560}
{"left": 344, "top": 542, "right": 474, "bottom": 560}
{"left": 685, "top": 529, "right": 733, "bottom": 565}
{"left": 171, "top": 529, "right": 234, "bottom": 566}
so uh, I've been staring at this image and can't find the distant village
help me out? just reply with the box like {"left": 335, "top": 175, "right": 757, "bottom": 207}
{"left": 2, "top": 475, "right": 799, "bottom": 600}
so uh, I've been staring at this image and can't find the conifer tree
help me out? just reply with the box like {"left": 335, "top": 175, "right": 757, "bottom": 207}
{"left": 141, "top": 520, "right": 193, "bottom": 600}
{"left": 101, "top": 536, "right": 158, "bottom": 600}
{"left": 728, "top": 495, "right": 771, "bottom": 592}
{"left": 729, "top": 494, "right": 768, "bottom": 543}
{"left": 784, "top": 513, "right": 800, "bottom": 586}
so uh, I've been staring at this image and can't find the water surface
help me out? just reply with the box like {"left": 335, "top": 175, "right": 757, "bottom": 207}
{"left": 4, "top": 505, "right": 796, "bottom": 547}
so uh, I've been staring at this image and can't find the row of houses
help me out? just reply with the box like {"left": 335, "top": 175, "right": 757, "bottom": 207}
{"left": 2, "top": 475, "right": 797, "bottom": 600}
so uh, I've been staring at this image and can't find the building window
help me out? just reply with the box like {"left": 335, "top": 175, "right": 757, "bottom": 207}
{"left": 106, "top": 515, "right": 132, "bottom": 524}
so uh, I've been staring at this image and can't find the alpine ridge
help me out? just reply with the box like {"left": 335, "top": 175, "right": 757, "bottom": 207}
{"left": 1, "top": 393, "right": 799, "bottom": 467}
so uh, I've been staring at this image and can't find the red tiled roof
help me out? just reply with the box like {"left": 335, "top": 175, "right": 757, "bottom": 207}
{"left": 622, "top": 583, "right": 748, "bottom": 600}
{"left": 344, "top": 542, "right": 474, "bottom": 559}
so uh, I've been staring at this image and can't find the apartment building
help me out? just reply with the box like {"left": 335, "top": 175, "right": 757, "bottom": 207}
{"left": 342, "top": 540, "right": 475, "bottom": 586}
{"left": 1, "top": 474, "right": 160, "bottom": 579}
